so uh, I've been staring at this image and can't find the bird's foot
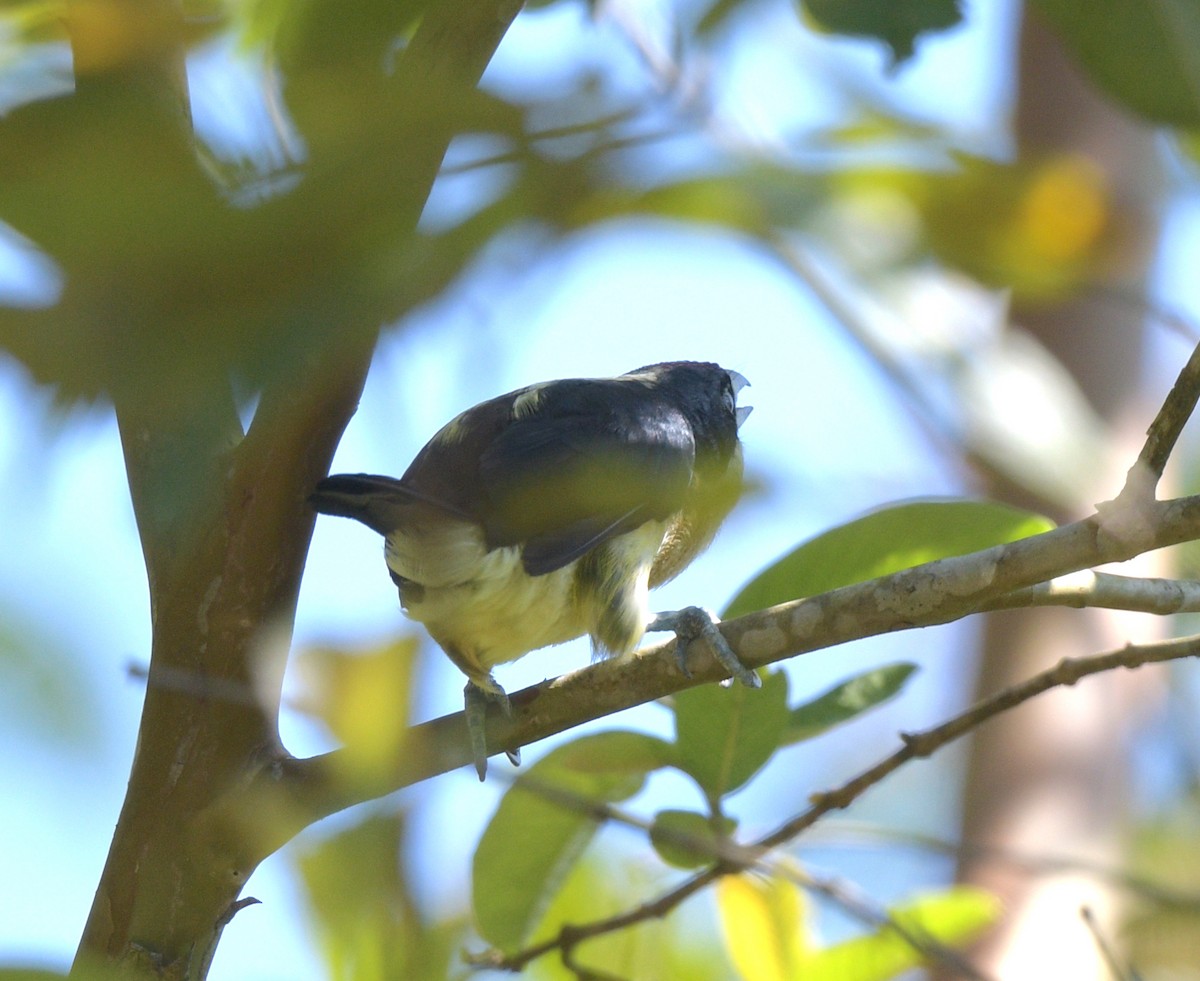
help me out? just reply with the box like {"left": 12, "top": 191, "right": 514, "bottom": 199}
{"left": 647, "top": 607, "right": 761, "bottom": 689}
{"left": 464, "top": 679, "right": 521, "bottom": 782}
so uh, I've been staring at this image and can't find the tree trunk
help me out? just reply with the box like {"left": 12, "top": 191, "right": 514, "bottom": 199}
{"left": 951, "top": 8, "right": 1164, "bottom": 977}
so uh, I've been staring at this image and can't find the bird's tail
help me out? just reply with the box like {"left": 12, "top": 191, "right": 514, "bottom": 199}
{"left": 309, "top": 474, "right": 418, "bottom": 535}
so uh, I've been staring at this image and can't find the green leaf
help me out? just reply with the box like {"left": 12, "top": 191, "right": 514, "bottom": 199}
{"left": 1031, "top": 0, "right": 1200, "bottom": 127}
{"left": 786, "top": 663, "right": 918, "bottom": 745}
{"left": 296, "top": 812, "right": 463, "bottom": 981}
{"left": 537, "top": 854, "right": 736, "bottom": 980}
{"left": 799, "top": 0, "right": 963, "bottom": 66}
{"left": 697, "top": 0, "right": 750, "bottom": 34}
{"left": 649, "top": 808, "right": 738, "bottom": 869}
{"left": 803, "top": 886, "right": 1000, "bottom": 981}
{"left": 472, "top": 731, "right": 666, "bottom": 951}
{"left": 674, "top": 669, "right": 789, "bottom": 800}
{"left": 0, "top": 605, "right": 100, "bottom": 751}
{"left": 724, "top": 500, "right": 1054, "bottom": 620}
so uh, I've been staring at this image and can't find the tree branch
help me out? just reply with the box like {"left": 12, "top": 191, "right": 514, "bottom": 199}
{"left": 1134, "top": 336, "right": 1200, "bottom": 483}
{"left": 488, "top": 631, "right": 1200, "bottom": 971}
{"left": 73, "top": 1, "right": 524, "bottom": 977}
{"left": 271, "top": 493, "right": 1200, "bottom": 827}
{"left": 983, "top": 570, "right": 1200, "bottom": 614}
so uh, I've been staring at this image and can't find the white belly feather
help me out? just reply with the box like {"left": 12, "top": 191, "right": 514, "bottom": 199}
{"left": 384, "top": 518, "right": 667, "bottom": 685}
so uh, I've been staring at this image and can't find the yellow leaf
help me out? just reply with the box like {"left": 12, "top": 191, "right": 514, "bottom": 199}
{"left": 1013, "top": 155, "right": 1108, "bottom": 265}
{"left": 717, "top": 874, "right": 810, "bottom": 981}
{"left": 293, "top": 637, "right": 418, "bottom": 781}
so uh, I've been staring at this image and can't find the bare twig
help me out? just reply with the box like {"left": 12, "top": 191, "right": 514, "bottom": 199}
{"left": 1128, "top": 338, "right": 1200, "bottom": 487}
{"left": 467, "top": 772, "right": 987, "bottom": 977}
{"left": 1080, "top": 906, "right": 1136, "bottom": 981}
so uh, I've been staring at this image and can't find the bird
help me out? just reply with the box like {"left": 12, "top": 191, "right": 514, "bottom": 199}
{"left": 310, "top": 360, "right": 758, "bottom": 779}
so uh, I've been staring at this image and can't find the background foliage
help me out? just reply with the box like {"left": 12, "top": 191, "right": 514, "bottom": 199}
{"left": 4, "top": 0, "right": 1200, "bottom": 979}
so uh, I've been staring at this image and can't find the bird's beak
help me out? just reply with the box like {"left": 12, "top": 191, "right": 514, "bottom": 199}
{"left": 727, "top": 370, "right": 752, "bottom": 429}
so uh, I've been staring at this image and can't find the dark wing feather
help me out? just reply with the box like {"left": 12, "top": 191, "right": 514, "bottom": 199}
{"left": 473, "top": 379, "right": 697, "bottom": 575}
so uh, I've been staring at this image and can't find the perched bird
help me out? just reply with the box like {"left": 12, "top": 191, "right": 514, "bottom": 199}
{"left": 310, "top": 360, "right": 758, "bottom": 778}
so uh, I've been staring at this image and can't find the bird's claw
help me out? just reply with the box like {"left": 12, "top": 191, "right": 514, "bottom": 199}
{"left": 464, "top": 679, "right": 521, "bottom": 781}
{"left": 647, "top": 607, "right": 760, "bottom": 689}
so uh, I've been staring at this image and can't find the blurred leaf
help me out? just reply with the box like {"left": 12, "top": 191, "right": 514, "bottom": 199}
{"left": 717, "top": 874, "right": 809, "bottom": 981}
{"left": 785, "top": 663, "right": 917, "bottom": 745}
{"left": 674, "top": 669, "right": 789, "bottom": 801}
{"left": 649, "top": 808, "right": 738, "bottom": 869}
{"left": 922, "top": 154, "right": 1113, "bottom": 300}
{"left": 1031, "top": 0, "right": 1200, "bottom": 127}
{"left": 0, "top": 605, "right": 100, "bottom": 749}
{"left": 296, "top": 811, "right": 465, "bottom": 981}
{"left": 1124, "top": 795, "right": 1200, "bottom": 973}
{"left": 799, "top": 0, "right": 962, "bottom": 66}
{"left": 292, "top": 636, "right": 418, "bottom": 781}
{"left": 697, "top": 0, "right": 749, "bottom": 34}
{"left": 0, "top": 10, "right": 531, "bottom": 413}
{"left": 724, "top": 500, "right": 1054, "bottom": 619}
{"left": 473, "top": 732, "right": 654, "bottom": 951}
{"left": 1175, "top": 129, "right": 1200, "bottom": 172}
{"left": 1125, "top": 904, "right": 1200, "bottom": 978}
{"left": 718, "top": 878, "right": 997, "bottom": 981}
{"left": 263, "top": 0, "right": 431, "bottom": 76}
{"left": 528, "top": 853, "right": 733, "bottom": 981}
{"left": 805, "top": 886, "right": 999, "bottom": 981}
{"left": 0, "top": 1, "right": 65, "bottom": 47}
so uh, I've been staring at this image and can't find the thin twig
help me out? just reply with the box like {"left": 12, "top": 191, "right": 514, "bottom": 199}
{"left": 1132, "top": 338, "right": 1200, "bottom": 484}
{"left": 1080, "top": 906, "right": 1135, "bottom": 981}
{"left": 489, "top": 632, "right": 1200, "bottom": 971}
{"left": 467, "top": 773, "right": 987, "bottom": 977}
{"left": 806, "top": 822, "right": 1200, "bottom": 911}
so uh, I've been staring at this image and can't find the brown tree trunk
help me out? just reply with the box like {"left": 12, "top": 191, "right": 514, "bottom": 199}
{"left": 951, "top": 9, "right": 1164, "bottom": 977}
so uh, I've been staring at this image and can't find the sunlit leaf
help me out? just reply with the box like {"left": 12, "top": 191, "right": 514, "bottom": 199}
{"left": 922, "top": 154, "right": 1112, "bottom": 300}
{"left": 473, "top": 732, "right": 659, "bottom": 951}
{"left": 717, "top": 874, "right": 809, "bottom": 981}
{"left": 785, "top": 663, "right": 917, "bottom": 745}
{"left": 535, "top": 853, "right": 735, "bottom": 981}
{"left": 649, "top": 808, "right": 738, "bottom": 869}
{"left": 291, "top": 636, "right": 418, "bottom": 781}
{"left": 724, "top": 500, "right": 1054, "bottom": 619}
{"left": 673, "top": 669, "right": 789, "bottom": 801}
{"left": 803, "top": 886, "right": 999, "bottom": 981}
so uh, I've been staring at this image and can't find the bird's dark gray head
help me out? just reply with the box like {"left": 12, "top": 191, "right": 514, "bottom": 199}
{"left": 623, "top": 361, "right": 750, "bottom": 473}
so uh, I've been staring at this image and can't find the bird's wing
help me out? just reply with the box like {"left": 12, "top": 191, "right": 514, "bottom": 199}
{"left": 475, "top": 380, "right": 698, "bottom": 576}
